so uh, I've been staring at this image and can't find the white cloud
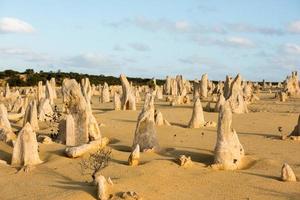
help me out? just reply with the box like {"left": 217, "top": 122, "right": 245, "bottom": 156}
{"left": 0, "top": 47, "right": 43, "bottom": 60}
{"left": 282, "top": 43, "right": 300, "bottom": 55}
{"left": 133, "top": 17, "right": 188, "bottom": 32}
{"left": 287, "top": 20, "right": 300, "bottom": 33}
{"left": 107, "top": 16, "right": 226, "bottom": 34}
{"left": 178, "top": 55, "right": 226, "bottom": 69}
{"left": 107, "top": 17, "right": 300, "bottom": 39}
{"left": 175, "top": 21, "right": 190, "bottom": 32}
{"left": 193, "top": 36, "right": 255, "bottom": 48}
{"left": 0, "top": 47, "right": 56, "bottom": 65}
{"left": 178, "top": 55, "right": 235, "bottom": 80}
{"left": 0, "top": 47, "right": 134, "bottom": 72}
{"left": 133, "top": 16, "right": 162, "bottom": 31}
{"left": 227, "top": 23, "right": 284, "bottom": 36}
{"left": 66, "top": 53, "right": 119, "bottom": 68}
{"left": 113, "top": 44, "right": 125, "bottom": 51}
{"left": 0, "top": 47, "right": 143, "bottom": 76}
{"left": 196, "top": 5, "right": 217, "bottom": 13}
{"left": 107, "top": 16, "right": 295, "bottom": 37}
{"left": 269, "top": 55, "right": 300, "bottom": 71}
{"left": 0, "top": 48, "right": 30, "bottom": 55}
{"left": 257, "top": 43, "right": 300, "bottom": 74}
{"left": 0, "top": 17, "right": 35, "bottom": 34}
{"left": 223, "top": 37, "right": 255, "bottom": 48}
{"left": 129, "top": 43, "right": 150, "bottom": 51}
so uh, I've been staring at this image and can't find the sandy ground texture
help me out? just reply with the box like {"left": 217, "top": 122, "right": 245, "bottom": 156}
{"left": 0, "top": 93, "right": 299, "bottom": 200}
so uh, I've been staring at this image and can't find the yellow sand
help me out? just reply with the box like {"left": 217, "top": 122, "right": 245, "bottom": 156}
{"left": 0, "top": 93, "right": 299, "bottom": 200}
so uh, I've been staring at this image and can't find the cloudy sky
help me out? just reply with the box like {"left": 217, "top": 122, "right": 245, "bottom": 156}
{"left": 0, "top": 0, "right": 300, "bottom": 81}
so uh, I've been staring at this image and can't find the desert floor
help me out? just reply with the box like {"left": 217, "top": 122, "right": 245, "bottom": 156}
{"left": 0, "top": 93, "right": 300, "bottom": 200}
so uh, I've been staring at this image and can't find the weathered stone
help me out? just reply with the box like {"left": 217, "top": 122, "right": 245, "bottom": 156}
{"left": 45, "top": 80, "right": 54, "bottom": 105}
{"left": 0, "top": 104, "right": 16, "bottom": 142}
{"left": 154, "top": 110, "right": 171, "bottom": 126}
{"left": 101, "top": 82, "right": 110, "bottom": 103}
{"left": 65, "top": 137, "right": 109, "bottom": 158}
{"left": 4, "top": 83, "right": 10, "bottom": 98}
{"left": 214, "top": 94, "right": 225, "bottom": 112}
{"left": 0, "top": 160, "right": 8, "bottom": 165}
{"left": 107, "top": 177, "right": 113, "bottom": 185}
{"left": 0, "top": 104, "right": 12, "bottom": 130}
{"left": 132, "top": 93, "right": 159, "bottom": 152}
{"left": 95, "top": 175, "right": 109, "bottom": 200}
{"left": 188, "top": 98, "right": 205, "bottom": 128}
{"left": 114, "top": 92, "right": 121, "bottom": 111}
{"left": 20, "top": 96, "right": 28, "bottom": 114}
{"left": 50, "top": 77, "right": 57, "bottom": 99}
{"left": 193, "top": 80, "right": 200, "bottom": 100}
{"left": 205, "top": 102, "right": 213, "bottom": 112}
{"left": 23, "top": 100, "right": 39, "bottom": 131}
{"left": 128, "top": 144, "right": 140, "bottom": 166}
{"left": 170, "top": 100, "right": 176, "bottom": 106}
{"left": 164, "top": 76, "right": 171, "bottom": 95}
{"left": 120, "top": 191, "right": 142, "bottom": 200}
{"left": 200, "top": 74, "right": 208, "bottom": 98}
{"left": 182, "top": 95, "right": 190, "bottom": 104}
{"left": 11, "top": 123, "right": 42, "bottom": 167}
{"left": 156, "top": 86, "right": 163, "bottom": 100}
{"left": 65, "top": 114, "right": 76, "bottom": 146}
{"left": 281, "top": 163, "right": 297, "bottom": 182}
{"left": 37, "top": 81, "right": 45, "bottom": 102}
{"left": 279, "top": 91, "right": 287, "bottom": 102}
{"left": 223, "top": 76, "right": 233, "bottom": 99}
{"left": 176, "top": 75, "right": 184, "bottom": 96}
{"left": 243, "top": 82, "right": 255, "bottom": 103}
{"left": 283, "top": 71, "right": 300, "bottom": 97}
{"left": 135, "top": 88, "right": 141, "bottom": 103}
{"left": 204, "top": 121, "right": 217, "bottom": 128}
{"left": 287, "top": 114, "right": 300, "bottom": 139}
{"left": 213, "top": 101, "right": 245, "bottom": 170}
{"left": 170, "top": 78, "right": 178, "bottom": 96}
{"left": 212, "top": 95, "right": 218, "bottom": 102}
{"left": 38, "top": 98, "right": 53, "bottom": 121}
{"left": 165, "top": 96, "right": 172, "bottom": 102}
{"left": 227, "top": 74, "right": 248, "bottom": 114}
{"left": 81, "top": 77, "right": 92, "bottom": 102}
{"left": 120, "top": 74, "right": 136, "bottom": 110}
{"left": 11, "top": 96, "right": 23, "bottom": 113}
{"left": 8, "top": 112, "right": 24, "bottom": 121}
{"left": 38, "top": 135, "right": 53, "bottom": 144}
{"left": 62, "top": 79, "right": 101, "bottom": 146}
{"left": 178, "top": 155, "right": 193, "bottom": 168}
{"left": 88, "top": 113, "right": 102, "bottom": 141}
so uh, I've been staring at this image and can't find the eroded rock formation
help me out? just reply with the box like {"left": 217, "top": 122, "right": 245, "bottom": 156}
{"left": 132, "top": 93, "right": 159, "bottom": 152}
{"left": 213, "top": 101, "right": 245, "bottom": 170}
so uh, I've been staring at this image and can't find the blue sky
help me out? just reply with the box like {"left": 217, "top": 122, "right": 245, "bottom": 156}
{"left": 0, "top": 0, "right": 299, "bottom": 81}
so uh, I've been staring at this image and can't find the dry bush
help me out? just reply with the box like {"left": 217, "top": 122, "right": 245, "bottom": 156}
{"left": 80, "top": 147, "right": 112, "bottom": 180}
{"left": 47, "top": 105, "right": 62, "bottom": 140}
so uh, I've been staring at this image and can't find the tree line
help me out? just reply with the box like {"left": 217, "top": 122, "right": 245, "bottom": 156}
{"left": 0, "top": 69, "right": 165, "bottom": 87}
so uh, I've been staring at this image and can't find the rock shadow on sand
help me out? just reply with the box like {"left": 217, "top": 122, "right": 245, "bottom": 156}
{"left": 110, "top": 144, "right": 132, "bottom": 152}
{"left": 158, "top": 147, "right": 214, "bottom": 166}
{"left": 47, "top": 169, "right": 98, "bottom": 199}
{"left": 252, "top": 186, "right": 300, "bottom": 199}
{"left": 238, "top": 131, "right": 281, "bottom": 140}
{"left": 169, "top": 122, "right": 187, "bottom": 128}
{"left": 113, "top": 118, "right": 137, "bottom": 123}
{"left": 0, "top": 149, "right": 11, "bottom": 163}
{"left": 46, "top": 148, "right": 66, "bottom": 157}
{"left": 50, "top": 180, "right": 97, "bottom": 199}
{"left": 242, "top": 171, "right": 280, "bottom": 181}
{"left": 110, "top": 158, "right": 150, "bottom": 166}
